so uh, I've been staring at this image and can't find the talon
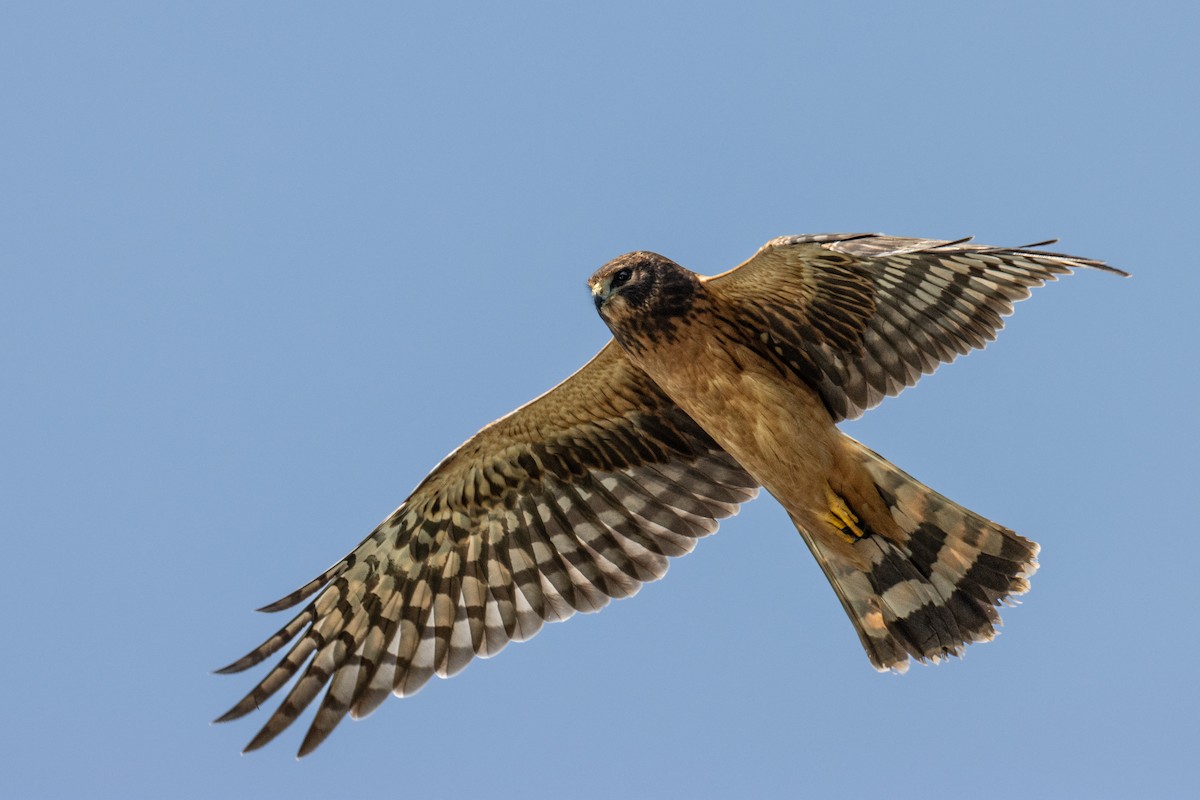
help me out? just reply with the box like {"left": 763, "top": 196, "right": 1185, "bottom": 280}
{"left": 825, "top": 487, "right": 866, "bottom": 543}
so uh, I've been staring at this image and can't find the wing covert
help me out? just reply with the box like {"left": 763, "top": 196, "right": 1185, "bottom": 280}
{"left": 215, "top": 341, "right": 758, "bottom": 756}
{"left": 706, "top": 233, "right": 1125, "bottom": 420}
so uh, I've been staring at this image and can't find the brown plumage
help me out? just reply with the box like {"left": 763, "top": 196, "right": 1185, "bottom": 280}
{"left": 217, "top": 232, "right": 1125, "bottom": 755}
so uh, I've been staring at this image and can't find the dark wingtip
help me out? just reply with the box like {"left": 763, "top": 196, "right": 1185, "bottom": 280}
{"left": 241, "top": 725, "right": 279, "bottom": 754}
{"left": 1014, "top": 238, "right": 1130, "bottom": 277}
{"left": 296, "top": 727, "right": 329, "bottom": 759}
{"left": 256, "top": 594, "right": 300, "bottom": 614}
{"left": 1017, "top": 238, "right": 1059, "bottom": 249}
{"left": 213, "top": 654, "right": 257, "bottom": 675}
{"left": 1064, "top": 257, "right": 1129, "bottom": 277}
{"left": 932, "top": 235, "right": 976, "bottom": 249}
{"left": 1069, "top": 258, "right": 1130, "bottom": 277}
{"left": 213, "top": 705, "right": 249, "bottom": 725}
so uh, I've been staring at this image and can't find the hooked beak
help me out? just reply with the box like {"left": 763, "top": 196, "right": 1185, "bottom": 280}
{"left": 591, "top": 278, "right": 611, "bottom": 312}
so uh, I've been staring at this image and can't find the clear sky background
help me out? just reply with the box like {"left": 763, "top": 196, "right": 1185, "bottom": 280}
{"left": 3, "top": 2, "right": 1196, "bottom": 798}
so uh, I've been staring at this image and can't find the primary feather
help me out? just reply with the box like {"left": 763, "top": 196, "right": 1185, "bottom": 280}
{"left": 219, "top": 233, "right": 1122, "bottom": 755}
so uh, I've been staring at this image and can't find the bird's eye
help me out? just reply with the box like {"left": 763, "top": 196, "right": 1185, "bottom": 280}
{"left": 612, "top": 268, "right": 633, "bottom": 288}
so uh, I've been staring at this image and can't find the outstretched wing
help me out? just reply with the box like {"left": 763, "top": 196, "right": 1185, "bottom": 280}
{"left": 705, "top": 233, "right": 1126, "bottom": 421}
{"left": 216, "top": 341, "right": 758, "bottom": 756}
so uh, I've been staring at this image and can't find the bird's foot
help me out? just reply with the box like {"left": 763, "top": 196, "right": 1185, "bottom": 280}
{"left": 824, "top": 487, "right": 866, "bottom": 544}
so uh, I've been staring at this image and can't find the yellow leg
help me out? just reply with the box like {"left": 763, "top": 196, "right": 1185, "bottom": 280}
{"left": 824, "top": 486, "right": 867, "bottom": 544}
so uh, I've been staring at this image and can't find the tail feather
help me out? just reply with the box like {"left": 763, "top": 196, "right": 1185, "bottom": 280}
{"left": 802, "top": 437, "right": 1038, "bottom": 672}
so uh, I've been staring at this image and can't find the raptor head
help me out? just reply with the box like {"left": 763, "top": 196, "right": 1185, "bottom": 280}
{"left": 588, "top": 252, "right": 703, "bottom": 347}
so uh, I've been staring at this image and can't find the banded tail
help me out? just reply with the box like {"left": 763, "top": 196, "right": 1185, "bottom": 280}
{"left": 800, "top": 437, "right": 1039, "bottom": 672}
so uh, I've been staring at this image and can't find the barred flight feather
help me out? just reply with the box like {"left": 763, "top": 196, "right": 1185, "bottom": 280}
{"left": 220, "top": 231, "right": 1119, "bottom": 756}
{"left": 216, "top": 342, "right": 758, "bottom": 756}
{"left": 711, "top": 233, "right": 1125, "bottom": 420}
{"left": 833, "top": 437, "right": 1041, "bottom": 671}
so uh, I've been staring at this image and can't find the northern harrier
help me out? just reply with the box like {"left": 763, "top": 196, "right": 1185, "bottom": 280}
{"left": 217, "top": 232, "right": 1123, "bottom": 756}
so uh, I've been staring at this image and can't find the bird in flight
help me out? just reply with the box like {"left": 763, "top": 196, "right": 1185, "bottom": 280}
{"left": 217, "top": 232, "right": 1124, "bottom": 756}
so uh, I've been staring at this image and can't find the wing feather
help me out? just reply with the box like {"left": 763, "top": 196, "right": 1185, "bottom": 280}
{"left": 706, "top": 233, "right": 1125, "bottom": 420}
{"left": 217, "top": 341, "right": 758, "bottom": 755}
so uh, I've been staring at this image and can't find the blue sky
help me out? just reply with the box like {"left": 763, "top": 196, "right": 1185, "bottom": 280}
{"left": 3, "top": 2, "right": 1196, "bottom": 797}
